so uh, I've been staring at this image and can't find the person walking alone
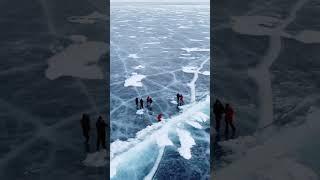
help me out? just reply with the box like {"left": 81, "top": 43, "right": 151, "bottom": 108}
{"left": 224, "top": 103, "right": 236, "bottom": 136}
{"left": 96, "top": 116, "right": 106, "bottom": 150}
{"left": 80, "top": 113, "right": 90, "bottom": 144}
{"left": 213, "top": 99, "right": 224, "bottom": 133}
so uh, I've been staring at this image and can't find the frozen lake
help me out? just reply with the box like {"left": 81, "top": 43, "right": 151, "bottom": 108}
{"left": 110, "top": 4, "right": 210, "bottom": 180}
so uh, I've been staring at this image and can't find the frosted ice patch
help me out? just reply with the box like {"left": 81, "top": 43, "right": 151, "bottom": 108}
{"left": 231, "top": 16, "right": 283, "bottom": 36}
{"left": 83, "top": 149, "right": 107, "bottom": 167}
{"left": 124, "top": 73, "right": 146, "bottom": 87}
{"left": 181, "top": 48, "right": 209, "bottom": 53}
{"left": 176, "top": 128, "right": 195, "bottom": 159}
{"left": 170, "top": 100, "right": 178, "bottom": 105}
{"left": 67, "top": 11, "right": 106, "bottom": 24}
{"left": 182, "top": 66, "right": 198, "bottom": 73}
{"left": 129, "top": 36, "right": 136, "bottom": 38}
{"left": 295, "top": 30, "right": 320, "bottom": 44}
{"left": 181, "top": 53, "right": 191, "bottom": 56}
{"left": 136, "top": 109, "right": 144, "bottom": 115}
{"left": 178, "top": 26, "right": 190, "bottom": 29}
{"left": 128, "top": 54, "right": 140, "bottom": 59}
{"left": 133, "top": 65, "right": 145, "bottom": 69}
{"left": 69, "top": 35, "right": 87, "bottom": 43}
{"left": 144, "top": 42, "right": 160, "bottom": 45}
{"left": 179, "top": 57, "right": 196, "bottom": 60}
{"left": 45, "top": 41, "right": 107, "bottom": 80}
{"left": 201, "top": 71, "right": 210, "bottom": 76}
{"left": 189, "top": 39, "right": 203, "bottom": 42}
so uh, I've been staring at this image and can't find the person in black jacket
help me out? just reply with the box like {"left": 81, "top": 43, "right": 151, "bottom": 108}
{"left": 213, "top": 99, "right": 224, "bottom": 133}
{"left": 140, "top": 98, "right": 144, "bottom": 109}
{"left": 80, "top": 113, "right": 90, "bottom": 144}
{"left": 135, "top": 97, "right": 139, "bottom": 109}
{"left": 96, "top": 116, "right": 106, "bottom": 150}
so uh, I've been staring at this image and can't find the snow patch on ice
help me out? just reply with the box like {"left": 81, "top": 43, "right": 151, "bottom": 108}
{"left": 136, "top": 109, "right": 144, "bottom": 115}
{"left": 124, "top": 73, "right": 146, "bottom": 87}
{"left": 170, "top": 100, "right": 178, "bottom": 105}
{"left": 295, "top": 30, "right": 320, "bottom": 43}
{"left": 189, "top": 39, "right": 203, "bottom": 42}
{"left": 69, "top": 35, "right": 87, "bottom": 43}
{"left": 45, "top": 41, "right": 107, "bottom": 80}
{"left": 182, "top": 66, "right": 198, "bottom": 73}
{"left": 181, "top": 48, "right": 210, "bottom": 53}
{"left": 128, "top": 54, "right": 140, "bottom": 59}
{"left": 83, "top": 149, "right": 107, "bottom": 167}
{"left": 133, "top": 65, "right": 145, "bottom": 70}
{"left": 67, "top": 11, "right": 106, "bottom": 24}
{"left": 144, "top": 42, "right": 161, "bottom": 45}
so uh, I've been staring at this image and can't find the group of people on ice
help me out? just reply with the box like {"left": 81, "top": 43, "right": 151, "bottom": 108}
{"left": 135, "top": 93, "right": 185, "bottom": 122}
{"left": 213, "top": 99, "right": 236, "bottom": 136}
{"left": 80, "top": 114, "right": 107, "bottom": 151}
{"left": 136, "top": 96, "right": 153, "bottom": 110}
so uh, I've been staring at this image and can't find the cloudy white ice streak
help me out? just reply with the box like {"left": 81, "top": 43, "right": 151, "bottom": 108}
{"left": 176, "top": 128, "right": 196, "bottom": 159}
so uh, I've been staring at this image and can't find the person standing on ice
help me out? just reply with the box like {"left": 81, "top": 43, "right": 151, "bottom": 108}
{"left": 176, "top": 93, "right": 180, "bottom": 105}
{"left": 96, "top": 116, "right": 106, "bottom": 150}
{"left": 140, "top": 98, "right": 144, "bottom": 109}
{"left": 135, "top": 97, "right": 139, "bottom": 109}
{"left": 157, "top": 113, "right": 163, "bottom": 122}
{"left": 224, "top": 103, "right": 236, "bottom": 136}
{"left": 213, "top": 99, "right": 224, "bottom": 133}
{"left": 179, "top": 94, "right": 184, "bottom": 106}
{"left": 146, "top": 96, "right": 150, "bottom": 108}
{"left": 80, "top": 113, "right": 90, "bottom": 144}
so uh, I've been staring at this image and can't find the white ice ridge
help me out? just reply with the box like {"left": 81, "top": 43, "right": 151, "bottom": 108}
{"left": 181, "top": 48, "right": 210, "bottom": 53}
{"left": 67, "top": 11, "right": 106, "bottom": 24}
{"left": 124, "top": 73, "right": 146, "bottom": 87}
{"left": 176, "top": 128, "right": 196, "bottom": 159}
{"left": 214, "top": 106, "right": 320, "bottom": 180}
{"left": 45, "top": 41, "right": 107, "bottom": 80}
{"left": 128, "top": 54, "right": 140, "bottom": 59}
{"left": 110, "top": 96, "right": 210, "bottom": 179}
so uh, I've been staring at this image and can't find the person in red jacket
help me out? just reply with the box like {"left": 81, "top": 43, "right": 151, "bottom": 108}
{"left": 224, "top": 103, "right": 236, "bottom": 135}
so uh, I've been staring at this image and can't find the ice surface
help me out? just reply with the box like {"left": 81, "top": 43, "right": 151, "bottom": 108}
{"left": 110, "top": 4, "right": 209, "bottom": 179}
